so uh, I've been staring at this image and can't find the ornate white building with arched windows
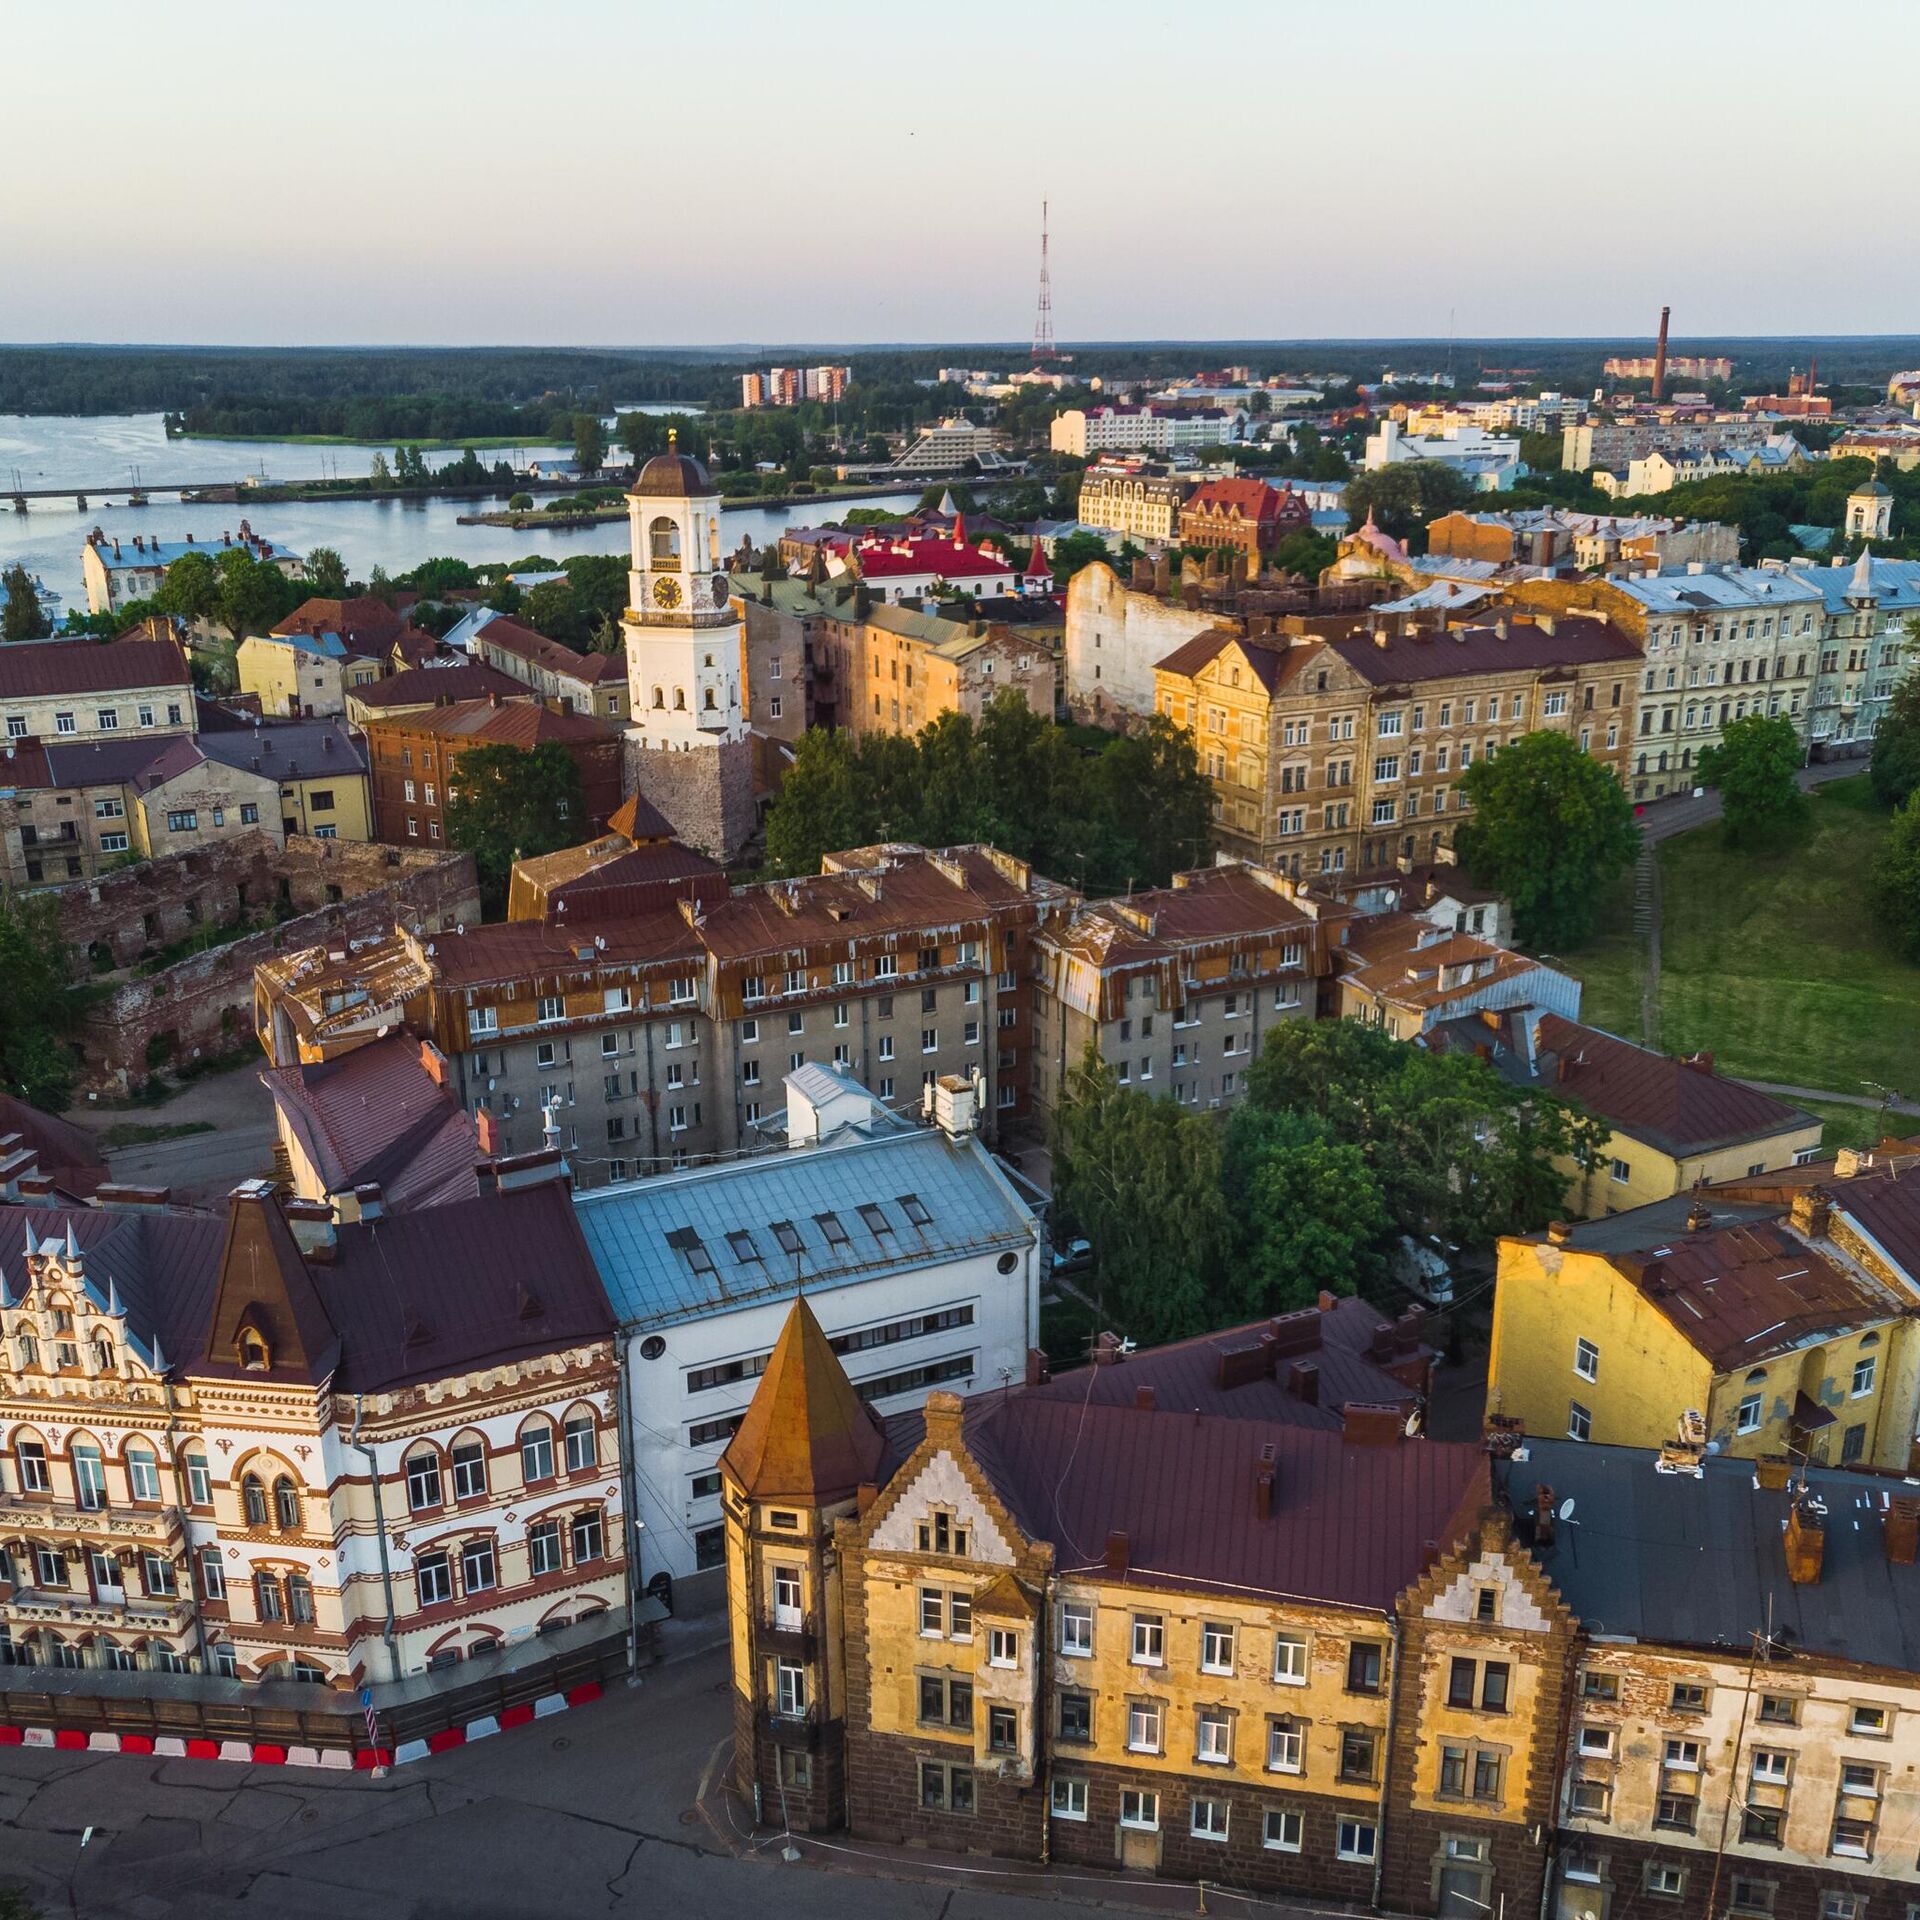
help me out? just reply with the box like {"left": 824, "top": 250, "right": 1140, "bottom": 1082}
{"left": 620, "top": 438, "right": 756, "bottom": 860}
{"left": 0, "top": 1179, "right": 626, "bottom": 1692}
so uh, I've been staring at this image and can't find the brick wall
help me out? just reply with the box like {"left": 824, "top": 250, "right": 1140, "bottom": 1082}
{"left": 625, "top": 737, "right": 755, "bottom": 863}
{"left": 61, "top": 835, "right": 479, "bottom": 1092}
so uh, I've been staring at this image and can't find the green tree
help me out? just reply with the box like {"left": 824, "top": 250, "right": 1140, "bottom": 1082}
{"left": 1869, "top": 634, "right": 1920, "bottom": 809}
{"left": 213, "top": 549, "right": 298, "bottom": 641}
{"left": 152, "top": 547, "right": 219, "bottom": 625}
{"left": 0, "top": 887, "right": 79, "bottom": 1110}
{"left": 1046, "top": 531, "right": 1113, "bottom": 582}
{"left": 1454, "top": 730, "right": 1638, "bottom": 950}
{"left": 573, "top": 413, "right": 607, "bottom": 472}
{"left": 369, "top": 450, "right": 393, "bottom": 488}
{"left": 2, "top": 563, "right": 51, "bottom": 641}
{"left": 1052, "top": 1048, "right": 1226, "bottom": 1343}
{"left": 1696, "top": 712, "right": 1808, "bottom": 847}
{"left": 305, "top": 547, "right": 349, "bottom": 596}
{"left": 507, "top": 491, "right": 534, "bottom": 511}
{"left": 523, "top": 579, "right": 589, "bottom": 650}
{"left": 1870, "top": 789, "right": 1920, "bottom": 960}
{"left": 619, "top": 412, "right": 659, "bottom": 465}
{"left": 764, "top": 730, "right": 874, "bottom": 877}
{"left": 1221, "top": 1106, "right": 1388, "bottom": 1314}
{"left": 1341, "top": 460, "right": 1476, "bottom": 545}
{"left": 444, "top": 742, "right": 588, "bottom": 913}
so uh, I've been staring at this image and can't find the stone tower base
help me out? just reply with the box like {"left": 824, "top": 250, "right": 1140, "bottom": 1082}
{"left": 624, "top": 735, "right": 755, "bottom": 863}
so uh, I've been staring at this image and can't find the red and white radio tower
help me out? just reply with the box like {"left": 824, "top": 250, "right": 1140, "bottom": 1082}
{"left": 1031, "top": 200, "right": 1056, "bottom": 362}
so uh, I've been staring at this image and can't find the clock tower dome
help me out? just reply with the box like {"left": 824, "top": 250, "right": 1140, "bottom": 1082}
{"left": 619, "top": 434, "right": 754, "bottom": 860}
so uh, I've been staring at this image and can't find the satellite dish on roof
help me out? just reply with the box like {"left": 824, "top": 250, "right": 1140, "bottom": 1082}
{"left": 1558, "top": 1498, "right": 1576, "bottom": 1521}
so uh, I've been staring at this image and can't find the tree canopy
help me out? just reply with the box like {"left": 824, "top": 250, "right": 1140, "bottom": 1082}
{"left": 1454, "top": 730, "right": 1639, "bottom": 950}
{"left": 1870, "top": 789, "right": 1920, "bottom": 962}
{"left": 762, "top": 694, "right": 1212, "bottom": 894}
{"left": 2, "top": 563, "right": 51, "bottom": 642}
{"left": 444, "top": 742, "right": 587, "bottom": 913}
{"left": 212, "top": 548, "right": 301, "bottom": 640}
{"left": 1696, "top": 712, "right": 1807, "bottom": 846}
{"left": 1869, "top": 632, "right": 1920, "bottom": 810}
{"left": 1342, "top": 461, "right": 1477, "bottom": 545}
{"left": 0, "top": 888, "right": 81, "bottom": 1110}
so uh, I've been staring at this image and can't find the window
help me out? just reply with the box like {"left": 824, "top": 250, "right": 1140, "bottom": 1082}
{"left": 1830, "top": 1817, "right": 1874, "bottom": 1859}
{"left": 1119, "top": 1789, "right": 1159, "bottom": 1831}
{"left": 1644, "top": 1865, "right": 1686, "bottom": 1900}
{"left": 1737, "top": 1392, "right": 1764, "bottom": 1433}
{"left": 571, "top": 1510, "right": 604, "bottom": 1563}
{"left": 1757, "top": 1692, "right": 1799, "bottom": 1726}
{"left": 1201, "top": 1621, "right": 1235, "bottom": 1674}
{"left": 1131, "top": 1614, "right": 1164, "bottom": 1665}
{"left": 126, "top": 1444, "right": 160, "bottom": 1502}
{"left": 1655, "top": 1794, "right": 1697, "bottom": 1834}
{"left": 444, "top": 1437, "right": 487, "bottom": 1501}
{"left": 1263, "top": 1807, "right": 1303, "bottom": 1852}
{"left": 528, "top": 1520, "right": 562, "bottom": 1577}
{"left": 1577, "top": 1725, "right": 1614, "bottom": 1757}
{"left": 254, "top": 1571, "right": 284, "bottom": 1621}
{"left": 243, "top": 1473, "right": 269, "bottom": 1526}
{"left": 1060, "top": 1600, "right": 1093, "bottom": 1656}
{"left": 988, "top": 1705, "right": 1018, "bottom": 1754}
{"left": 1481, "top": 1662, "right": 1509, "bottom": 1711}
{"left": 1050, "top": 1777, "right": 1088, "bottom": 1822}
{"left": 1346, "top": 1641, "right": 1382, "bottom": 1694}
{"left": 564, "top": 1414, "right": 596, "bottom": 1472}
{"left": 520, "top": 1423, "right": 556, "bottom": 1483}
{"left": 1851, "top": 1355, "right": 1876, "bottom": 1396}
{"left": 1196, "top": 1707, "right": 1232, "bottom": 1765}
{"left": 1670, "top": 1682, "right": 1707, "bottom": 1712}
{"left": 185, "top": 1451, "right": 211, "bottom": 1506}
{"left": 775, "top": 1660, "right": 808, "bottom": 1718}
{"left": 98, "top": 831, "right": 129, "bottom": 852}
{"left": 1058, "top": 1690, "right": 1092, "bottom": 1743}
{"left": 1568, "top": 1401, "right": 1592, "bottom": 1442}
{"left": 1821, "top": 1898, "right": 1863, "bottom": 1920}
{"left": 1190, "top": 1795, "right": 1230, "bottom": 1841}
{"left": 1574, "top": 1337, "right": 1599, "bottom": 1382}
{"left": 1126, "top": 1699, "right": 1164, "bottom": 1754}
{"left": 274, "top": 1476, "right": 301, "bottom": 1530}
{"left": 461, "top": 1538, "right": 497, "bottom": 1593}
{"left": 1266, "top": 1718, "right": 1304, "bottom": 1773}
{"left": 1273, "top": 1631, "right": 1309, "bottom": 1684}
{"left": 14, "top": 1438, "right": 46, "bottom": 1492}
{"left": 1336, "top": 1819, "right": 1377, "bottom": 1863}
{"left": 1847, "top": 1703, "right": 1889, "bottom": 1737}
{"left": 917, "top": 1674, "right": 973, "bottom": 1729}
{"left": 988, "top": 1627, "right": 1018, "bottom": 1668}
{"left": 406, "top": 1451, "right": 443, "bottom": 1512}
{"left": 1339, "top": 1729, "right": 1377, "bottom": 1783}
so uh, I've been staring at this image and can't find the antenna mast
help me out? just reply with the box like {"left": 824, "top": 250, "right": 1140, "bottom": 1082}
{"left": 1032, "top": 200, "right": 1056, "bottom": 362}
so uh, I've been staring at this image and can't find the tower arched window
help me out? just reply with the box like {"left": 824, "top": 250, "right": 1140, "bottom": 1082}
{"left": 273, "top": 1477, "right": 300, "bottom": 1531}
{"left": 652, "top": 686, "right": 665, "bottom": 710}
{"left": 673, "top": 688, "right": 687, "bottom": 711}
{"left": 649, "top": 517, "right": 680, "bottom": 565}
{"left": 703, "top": 689, "right": 716, "bottom": 711}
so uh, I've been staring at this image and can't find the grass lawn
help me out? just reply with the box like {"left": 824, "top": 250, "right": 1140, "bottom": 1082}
{"left": 1562, "top": 778, "right": 1920, "bottom": 1100}
{"left": 1787, "top": 1098, "right": 1906, "bottom": 1155}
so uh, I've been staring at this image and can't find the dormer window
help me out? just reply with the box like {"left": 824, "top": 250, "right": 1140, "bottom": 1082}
{"left": 238, "top": 1328, "right": 271, "bottom": 1372}
{"left": 916, "top": 1510, "right": 970, "bottom": 1557}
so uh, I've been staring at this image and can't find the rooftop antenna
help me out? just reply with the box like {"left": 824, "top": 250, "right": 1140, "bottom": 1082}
{"left": 1031, "top": 199, "right": 1056, "bottom": 363}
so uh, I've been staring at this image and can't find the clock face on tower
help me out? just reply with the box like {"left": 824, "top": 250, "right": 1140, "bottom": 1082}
{"left": 710, "top": 574, "right": 729, "bottom": 608}
{"left": 652, "top": 575, "right": 683, "bottom": 610}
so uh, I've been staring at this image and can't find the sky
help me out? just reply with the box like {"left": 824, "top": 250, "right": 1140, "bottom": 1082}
{"left": 10, "top": 0, "right": 1917, "bottom": 348}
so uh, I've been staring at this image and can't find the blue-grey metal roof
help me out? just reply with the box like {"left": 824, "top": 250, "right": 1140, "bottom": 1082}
{"left": 1796, "top": 555, "right": 1920, "bottom": 615}
{"left": 575, "top": 1127, "right": 1036, "bottom": 1329}
{"left": 1505, "top": 1439, "right": 1920, "bottom": 1673}
{"left": 1611, "top": 565, "right": 1826, "bottom": 616}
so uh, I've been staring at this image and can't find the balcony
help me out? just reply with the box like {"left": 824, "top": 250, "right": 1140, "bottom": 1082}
{"left": 764, "top": 1705, "right": 821, "bottom": 1750}
{"left": 4, "top": 1586, "right": 193, "bottom": 1637}
{"left": 0, "top": 1497, "right": 178, "bottom": 1542}
{"left": 759, "top": 1610, "right": 816, "bottom": 1658}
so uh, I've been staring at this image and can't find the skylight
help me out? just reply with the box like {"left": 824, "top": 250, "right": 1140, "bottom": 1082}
{"left": 857, "top": 1203, "right": 893, "bottom": 1237}
{"left": 898, "top": 1193, "right": 932, "bottom": 1227}
{"left": 770, "top": 1219, "right": 804, "bottom": 1255}
{"left": 664, "top": 1226, "right": 715, "bottom": 1275}
{"left": 815, "top": 1211, "right": 851, "bottom": 1248}
{"left": 727, "top": 1229, "right": 762, "bottom": 1264}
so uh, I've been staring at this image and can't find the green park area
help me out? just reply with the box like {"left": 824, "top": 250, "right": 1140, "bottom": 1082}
{"left": 1565, "top": 777, "right": 1920, "bottom": 1116}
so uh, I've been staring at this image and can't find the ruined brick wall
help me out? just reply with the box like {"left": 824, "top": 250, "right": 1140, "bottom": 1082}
{"left": 65, "top": 836, "right": 479, "bottom": 1093}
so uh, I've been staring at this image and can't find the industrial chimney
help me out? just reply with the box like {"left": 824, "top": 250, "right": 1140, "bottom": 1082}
{"left": 1652, "top": 305, "right": 1672, "bottom": 402}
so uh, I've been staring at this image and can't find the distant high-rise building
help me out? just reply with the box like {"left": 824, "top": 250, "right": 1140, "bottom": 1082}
{"left": 739, "top": 372, "right": 767, "bottom": 408}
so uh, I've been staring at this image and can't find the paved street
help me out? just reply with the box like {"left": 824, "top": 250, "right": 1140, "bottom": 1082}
{"left": 71, "top": 1069, "right": 277, "bottom": 1206}
{"left": 0, "top": 1646, "right": 1265, "bottom": 1920}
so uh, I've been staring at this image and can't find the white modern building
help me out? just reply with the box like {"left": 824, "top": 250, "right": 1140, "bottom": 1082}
{"left": 1049, "top": 405, "right": 1243, "bottom": 458}
{"left": 1362, "top": 419, "right": 1521, "bottom": 491}
{"left": 574, "top": 1069, "right": 1042, "bottom": 1603}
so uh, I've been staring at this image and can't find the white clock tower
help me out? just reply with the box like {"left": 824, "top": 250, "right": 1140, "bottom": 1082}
{"left": 619, "top": 435, "right": 754, "bottom": 859}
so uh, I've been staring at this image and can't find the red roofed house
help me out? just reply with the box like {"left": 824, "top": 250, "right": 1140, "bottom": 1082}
{"left": 1178, "top": 477, "right": 1313, "bottom": 565}
{"left": 844, "top": 528, "right": 1050, "bottom": 605}
{"left": 472, "top": 616, "right": 629, "bottom": 723}
{"left": 362, "top": 694, "right": 625, "bottom": 848}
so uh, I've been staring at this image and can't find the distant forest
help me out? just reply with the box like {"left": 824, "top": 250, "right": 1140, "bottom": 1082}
{"left": 2, "top": 337, "right": 1916, "bottom": 424}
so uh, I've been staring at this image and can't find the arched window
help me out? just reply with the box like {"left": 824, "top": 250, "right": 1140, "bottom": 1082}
{"left": 273, "top": 1477, "right": 300, "bottom": 1531}
{"left": 14, "top": 1432, "right": 49, "bottom": 1493}
{"left": 125, "top": 1443, "right": 160, "bottom": 1504}
{"left": 649, "top": 516, "right": 680, "bottom": 565}
{"left": 286, "top": 1572, "right": 314, "bottom": 1625}
{"left": 91, "top": 1333, "right": 114, "bottom": 1373}
{"left": 672, "top": 687, "right": 687, "bottom": 711}
{"left": 15, "top": 1331, "right": 36, "bottom": 1371}
{"left": 254, "top": 1571, "right": 283, "bottom": 1622}
{"left": 1860, "top": 1331, "right": 1881, "bottom": 1348}
{"left": 519, "top": 1419, "right": 556, "bottom": 1485}
{"left": 71, "top": 1441, "right": 106, "bottom": 1512}
{"left": 242, "top": 1474, "right": 269, "bottom": 1527}
{"left": 1745, "top": 1367, "right": 1768, "bottom": 1384}
{"left": 651, "top": 686, "right": 665, "bottom": 710}
{"left": 703, "top": 688, "right": 716, "bottom": 711}
{"left": 563, "top": 1411, "right": 597, "bottom": 1474}
{"left": 184, "top": 1450, "right": 212, "bottom": 1507}
{"left": 449, "top": 1433, "right": 488, "bottom": 1502}
{"left": 238, "top": 1327, "right": 270, "bottom": 1371}
{"left": 405, "top": 1447, "right": 443, "bottom": 1513}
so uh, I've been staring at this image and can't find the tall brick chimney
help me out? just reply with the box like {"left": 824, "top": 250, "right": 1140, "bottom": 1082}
{"left": 1652, "top": 305, "right": 1671, "bottom": 403}
{"left": 1784, "top": 1493, "right": 1826, "bottom": 1585}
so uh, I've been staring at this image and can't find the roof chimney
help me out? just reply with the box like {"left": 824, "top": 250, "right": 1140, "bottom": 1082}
{"left": 1789, "top": 1187, "right": 1832, "bottom": 1238}
{"left": 1533, "top": 1484, "right": 1556, "bottom": 1549}
{"left": 1886, "top": 1496, "right": 1920, "bottom": 1568}
{"left": 1342, "top": 1402, "right": 1406, "bottom": 1447}
{"left": 349, "top": 1182, "right": 386, "bottom": 1223}
{"left": 1134, "top": 1385, "right": 1156, "bottom": 1413}
{"left": 1104, "top": 1529, "right": 1130, "bottom": 1573}
{"left": 1784, "top": 1493, "right": 1826, "bottom": 1586}
{"left": 282, "top": 1196, "right": 337, "bottom": 1258}
{"left": 1754, "top": 1453, "right": 1792, "bottom": 1492}
{"left": 1254, "top": 1444, "right": 1276, "bottom": 1521}
{"left": 475, "top": 1106, "right": 501, "bottom": 1156}
{"left": 1686, "top": 1200, "right": 1713, "bottom": 1233}
{"left": 1091, "top": 1330, "right": 1124, "bottom": 1367}
{"left": 1547, "top": 1220, "right": 1573, "bottom": 1245}
{"left": 1287, "top": 1357, "right": 1320, "bottom": 1405}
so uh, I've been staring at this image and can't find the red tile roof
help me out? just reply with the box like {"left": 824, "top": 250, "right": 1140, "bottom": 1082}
{"left": 366, "top": 696, "right": 620, "bottom": 748}
{"left": 273, "top": 596, "right": 408, "bottom": 652}
{"left": 428, "top": 909, "right": 702, "bottom": 990}
{"left": 850, "top": 535, "right": 1016, "bottom": 580}
{"left": 0, "top": 637, "right": 191, "bottom": 701}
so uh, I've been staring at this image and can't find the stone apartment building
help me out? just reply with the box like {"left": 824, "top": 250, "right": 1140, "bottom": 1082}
{"left": 0, "top": 1179, "right": 625, "bottom": 1686}
{"left": 1029, "top": 861, "right": 1358, "bottom": 1120}
{"left": 729, "top": 572, "right": 818, "bottom": 759}
{"left": 471, "top": 616, "right": 629, "bottom": 724}
{"left": 0, "top": 635, "right": 194, "bottom": 750}
{"left": 255, "top": 838, "right": 1075, "bottom": 1187}
{"left": 363, "top": 695, "right": 625, "bottom": 848}
{"left": 719, "top": 1293, "right": 1920, "bottom": 1920}
{"left": 1077, "top": 464, "right": 1190, "bottom": 546}
{"left": 842, "top": 605, "right": 1054, "bottom": 737}
{"left": 1151, "top": 612, "right": 1642, "bottom": 877}
{"left": 1424, "top": 510, "right": 1738, "bottom": 573}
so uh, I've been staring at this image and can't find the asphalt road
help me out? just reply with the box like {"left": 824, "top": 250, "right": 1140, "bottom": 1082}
{"left": 0, "top": 1647, "right": 1234, "bottom": 1920}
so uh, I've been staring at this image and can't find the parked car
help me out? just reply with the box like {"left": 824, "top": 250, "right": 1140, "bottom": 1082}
{"left": 1050, "top": 1236, "right": 1092, "bottom": 1278}
{"left": 1390, "top": 1233, "right": 1455, "bottom": 1307}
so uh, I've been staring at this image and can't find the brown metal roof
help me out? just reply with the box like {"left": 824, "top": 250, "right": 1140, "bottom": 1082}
{"left": 363, "top": 696, "right": 619, "bottom": 748}
{"left": 0, "top": 636, "right": 191, "bottom": 701}
{"left": 350, "top": 663, "right": 527, "bottom": 711}
{"left": 479, "top": 617, "right": 626, "bottom": 685}
{"left": 1328, "top": 615, "right": 1640, "bottom": 686}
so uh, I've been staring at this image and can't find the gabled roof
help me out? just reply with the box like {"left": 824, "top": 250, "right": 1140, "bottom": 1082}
{"left": 478, "top": 618, "right": 626, "bottom": 685}
{"left": 349, "top": 663, "right": 528, "bottom": 711}
{"left": 363, "top": 696, "right": 620, "bottom": 748}
{"left": 201, "top": 1181, "right": 342, "bottom": 1385}
{"left": 720, "top": 1294, "right": 889, "bottom": 1502}
{"left": 273, "top": 596, "right": 408, "bottom": 653}
{"left": 0, "top": 637, "right": 191, "bottom": 701}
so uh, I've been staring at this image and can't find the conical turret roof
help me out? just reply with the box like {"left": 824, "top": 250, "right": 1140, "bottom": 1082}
{"left": 720, "top": 1294, "right": 886, "bottom": 1502}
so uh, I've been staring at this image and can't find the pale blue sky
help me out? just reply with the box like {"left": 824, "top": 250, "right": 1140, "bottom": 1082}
{"left": 11, "top": 0, "right": 1915, "bottom": 346}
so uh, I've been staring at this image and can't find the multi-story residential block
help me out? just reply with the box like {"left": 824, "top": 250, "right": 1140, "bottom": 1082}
{"left": 888, "top": 418, "right": 1002, "bottom": 471}
{"left": 1077, "top": 462, "right": 1190, "bottom": 546}
{"left": 198, "top": 719, "right": 371, "bottom": 841}
{"left": 1602, "top": 352, "right": 1734, "bottom": 382}
{"left": 1029, "top": 861, "right": 1357, "bottom": 1119}
{"left": 80, "top": 528, "right": 302, "bottom": 616}
{"left": 1426, "top": 1011, "right": 1821, "bottom": 1215}
{"left": 1561, "top": 415, "right": 1772, "bottom": 474}
{"left": 1364, "top": 420, "right": 1520, "bottom": 491}
{"left": 1605, "top": 565, "right": 1827, "bottom": 797}
{"left": 731, "top": 573, "right": 823, "bottom": 751}
{"left": 576, "top": 1067, "right": 1039, "bottom": 1597}
{"left": 1333, "top": 914, "right": 1580, "bottom": 1040}
{"left": 0, "top": 1178, "right": 625, "bottom": 1685}
{"left": 1490, "top": 1188, "right": 1915, "bottom": 1468}
{"left": 471, "top": 616, "right": 629, "bottom": 723}
{"left": 843, "top": 605, "right": 1054, "bottom": 738}
{"left": 1151, "top": 612, "right": 1642, "bottom": 876}
{"left": 1795, "top": 550, "right": 1919, "bottom": 755}
{"left": 255, "top": 839, "right": 1073, "bottom": 1185}
{"left": 1425, "top": 510, "right": 1738, "bottom": 573}
{"left": 1179, "top": 479, "right": 1312, "bottom": 565}
{"left": 1049, "top": 405, "right": 1241, "bottom": 458}
{"left": 363, "top": 695, "right": 624, "bottom": 847}
{"left": 0, "top": 634, "right": 193, "bottom": 747}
